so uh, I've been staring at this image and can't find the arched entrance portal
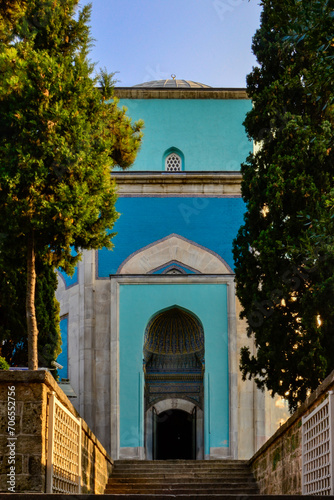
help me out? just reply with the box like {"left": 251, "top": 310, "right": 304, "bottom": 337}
{"left": 143, "top": 306, "right": 205, "bottom": 459}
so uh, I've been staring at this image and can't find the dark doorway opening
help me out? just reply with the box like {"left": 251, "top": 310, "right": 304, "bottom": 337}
{"left": 154, "top": 409, "right": 195, "bottom": 460}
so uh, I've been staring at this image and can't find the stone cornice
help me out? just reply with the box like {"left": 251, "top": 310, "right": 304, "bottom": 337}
{"left": 114, "top": 88, "right": 249, "bottom": 100}
{"left": 112, "top": 171, "right": 242, "bottom": 196}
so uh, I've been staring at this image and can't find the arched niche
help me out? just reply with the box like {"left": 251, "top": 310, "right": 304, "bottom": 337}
{"left": 162, "top": 146, "right": 185, "bottom": 171}
{"left": 143, "top": 305, "right": 204, "bottom": 363}
{"left": 143, "top": 306, "right": 205, "bottom": 460}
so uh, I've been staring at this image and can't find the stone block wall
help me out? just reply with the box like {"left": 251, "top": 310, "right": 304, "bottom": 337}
{"left": 81, "top": 420, "right": 113, "bottom": 494}
{"left": 0, "top": 370, "right": 112, "bottom": 494}
{"left": 0, "top": 374, "right": 48, "bottom": 493}
{"left": 250, "top": 370, "right": 334, "bottom": 494}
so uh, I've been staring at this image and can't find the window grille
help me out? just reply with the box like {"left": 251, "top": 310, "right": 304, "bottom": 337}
{"left": 165, "top": 153, "right": 182, "bottom": 171}
{"left": 302, "top": 391, "right": 334, "bottom": 495}
{"left": 46, "top": 392, "right": 81, "bottom": 493}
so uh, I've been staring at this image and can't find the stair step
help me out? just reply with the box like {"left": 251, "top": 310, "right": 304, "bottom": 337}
{"left": 113, "top": 465, "right": 250, "bottom": 470}
{"left": 111, "top": 470, "right": 252, "bottom": 474}
{"left": 105, "top": 459, "right": 258, "bottom": 496}
{"left": 109, "top": 477, "right": 256, "bottom": 483}
{"left": 114, "top": 460, "right": 248, "bottom": 465}
{"left": 106, "top": 486, "right": 258, "bottom": 491}
{"left": 104, "top": 496, "right": 324, "bottom": 500}
{"left": 111, "top": 472, "right": 255, "bottom": 477}
{"left": 107, "top": 481, "right": 257, "bottom": 487}
{"left": 104, "top": 497, "right": 259, "bottom": 500}
{"left": 106, "top": 490, "right": 258, "bottom": 495}
{"left": 112, "top": 466, "right": 250, "bottom": 471}
{"left": 105, "top": 489, "right": 260, "bottom": 494}
{"left": 114, "top": 464, "right": 249, "bottom": 471}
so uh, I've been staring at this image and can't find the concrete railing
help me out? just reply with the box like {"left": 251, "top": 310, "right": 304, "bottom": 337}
{"left": 249, "top": 370, "right": 334, "bottom": 495}
{"left": 0, "top": 370, "right": 112, "bottom": 494}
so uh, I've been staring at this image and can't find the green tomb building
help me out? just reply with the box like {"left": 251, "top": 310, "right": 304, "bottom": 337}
{"left": 56, "top": 79, "right": 288, "bottom": 460}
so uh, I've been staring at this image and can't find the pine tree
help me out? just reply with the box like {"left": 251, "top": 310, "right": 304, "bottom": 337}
{"left": 0, "top": 0, "right": 143, "bottom": 369}
{"left": 233, "top": 0, "right": 334, "bottom": 411}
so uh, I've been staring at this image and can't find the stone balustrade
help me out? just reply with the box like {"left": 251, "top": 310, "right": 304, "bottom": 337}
{"left": 0, "top": 370, "right": 112, "bottom": 494}
{"left": 249, "top": 370, "right": 334, "bottom": 495}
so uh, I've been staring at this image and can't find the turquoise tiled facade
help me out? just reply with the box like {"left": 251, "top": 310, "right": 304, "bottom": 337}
{"left": 55, "top": 82, "right": 277, "bottom": 461}
{"left": 97, "top": 196, "right": 245, "bottom": 276}
{"left": 116, "top": 98, "right": 252, "bottom": 171}
{"left": 113, "top": 86, "right": 248, "bottom": 458}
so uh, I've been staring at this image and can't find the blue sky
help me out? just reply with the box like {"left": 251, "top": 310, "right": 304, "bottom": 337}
{"left": 78, "top": 0, "right": 262, "bottom": 88}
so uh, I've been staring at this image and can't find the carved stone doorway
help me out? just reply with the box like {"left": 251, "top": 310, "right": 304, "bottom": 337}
{"left": 143, "top": 306, "right": 205, "bottom": 459}
{"left": 145, "top": 399, "right": 204, "bottom": 460}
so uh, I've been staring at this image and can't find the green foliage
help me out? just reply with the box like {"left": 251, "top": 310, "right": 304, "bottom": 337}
{"left": 0, "top": 356, "right": 10, "bottom": 370}
{"left": 272, "top": 447, "right": 281, "bottom": 471}
{"left": 0, "top": 0, "right": 143, "bottom": 368}
{"left": 233, "top": 0, "right": 334, "bottom": 411}
{"left": 0, "top": 247, "right": 61, "bottom": 367}
{"left": 0, "top": 0, "right": 143, "bottom": 273}
{"left": 283, "top": 0, "right": 334, "bottom": 111}
{"left": 290, "top": 432, "right": 298, "bottom": 453}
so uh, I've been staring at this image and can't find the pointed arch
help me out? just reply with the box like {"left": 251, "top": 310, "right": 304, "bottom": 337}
{"left": 163, "top": 147, "right": 184, "bottom": 171}
{"left": 143, "top": 305, "right": 205, "bottom": 361}
{"left": 143, "top": 305, "right": 205, "bottom": 414}
{"left": 116, "top": 234, "right": 233, "bottom": 274}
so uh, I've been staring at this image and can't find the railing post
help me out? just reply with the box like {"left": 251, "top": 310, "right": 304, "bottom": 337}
{"left": 329, "top": 391, "right": 334, "bottom": 495}
{"left": 302, "top": 392, "right": 333, "bottom": 495}
{"left": 78, "top": 418, "right": 82, "bottom": 493}
{"left": 302, "top": 412, "right": 305, "bottom": 496}
{"left": 46, "top": 392, "right": 56, "bottom": 493}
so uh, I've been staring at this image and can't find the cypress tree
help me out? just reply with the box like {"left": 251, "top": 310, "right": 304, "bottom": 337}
{"left": 233, "top": 0, "right": 334, "bottom": 410}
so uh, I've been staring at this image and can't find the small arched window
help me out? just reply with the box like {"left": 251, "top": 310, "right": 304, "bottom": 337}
{"left": 165, "top": 152, "right": 182, "bottom": 172}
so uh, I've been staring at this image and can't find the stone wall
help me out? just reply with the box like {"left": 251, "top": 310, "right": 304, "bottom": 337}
{"left": 250, "top": 370, "right": 334, "bottom": 494}
{"left": 81, "top": 420, "right": 113, "bottom": 494}
{"left": 0, "top": 370, "right": 112, "bottom": 494}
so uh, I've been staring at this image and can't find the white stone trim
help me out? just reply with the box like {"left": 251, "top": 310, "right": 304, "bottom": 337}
{"left": 114, "top": 88, "right": 249, "bottom": 100}
{"left": 112, "top": 275, "right": 234, "bottom": 285}
{"left": 209, "top": 447, "right": 231, "bottom": 459}
{"left": 119, "top": 447, "right": 145, "bottom": 460}
{"left": 152, "top": 398, "right": 196, "bottom": 415}
{"left": 227, "top": 280, "right": 238, "bottom": 459}
{"left": 110, "top": 277, "right": 120, "bottom": 459}
{"left": 112, "top": 171, "right": 242, "bottom": 196}
{"left": 117, "top": 234, "right": 233, "bottom": 275}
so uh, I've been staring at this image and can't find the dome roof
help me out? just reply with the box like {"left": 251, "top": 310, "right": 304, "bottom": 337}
{"left": 144, "top": 307, "right": 204, "bottom": 358}
{"left": 133, "top": 79, "right": 211, "bottom": 89}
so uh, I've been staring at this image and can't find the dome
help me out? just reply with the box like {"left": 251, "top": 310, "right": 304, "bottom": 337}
{"left": 144, "top": 307, "right": 204, "bottom": 358}
{"left": 133, "top": 79, "right": 211, "bottom": 89}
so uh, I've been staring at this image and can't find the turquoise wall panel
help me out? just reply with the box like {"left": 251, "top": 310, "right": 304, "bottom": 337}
{"left": 57, "top": 316, "right": 68, "bottom": 379}
{"left": 98, "top": 197, "right": 245, "bottom": 276}
{"left": 119, "top": 283, "right": 229, "bottom": 455}
{"left": 118, "top": 99, "right": 252, "bottom": 171}
{"left": 152, "top": 263, "right": 196, "bottom": 274}
{"left": 57, "top": 247, "right": 78, "bottom": 287}
{"left": 58, "top": 268, "right": 78, "bottom": 288}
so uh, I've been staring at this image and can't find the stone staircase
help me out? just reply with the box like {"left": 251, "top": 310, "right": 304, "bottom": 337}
{"left": 104, "top": 459, "right": 259, "bottom": 498}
